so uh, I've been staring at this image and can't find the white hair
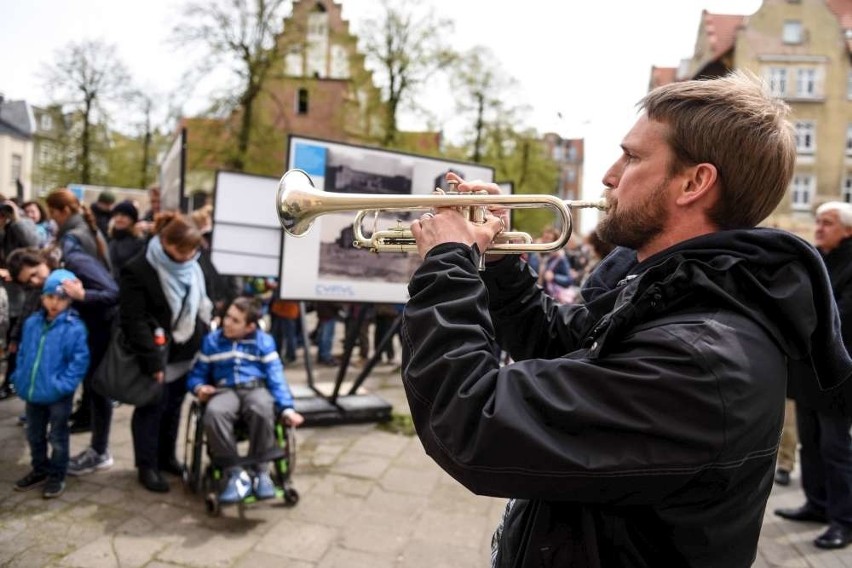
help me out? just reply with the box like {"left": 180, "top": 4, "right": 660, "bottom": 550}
{"left": 816, "top": 201, "right": 852, "bottom": 228}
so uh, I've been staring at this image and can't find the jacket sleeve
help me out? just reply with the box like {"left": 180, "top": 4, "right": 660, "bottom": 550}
{"left": 57, "top": 321, "right": 89, "bottom": 397}
{"left": 401, "top": 243, "right": 752, "bottom": 504}
{"left": 479, "top": 251, "right": 597, "bottom": 360}
{"left": 186, "top": 334, "right": 213, "bottom": 394}
{"left": 119, "top": 261, "right": 160, "bottom": 374}
{"left": 62, "top": 238, "right": 119, "bottom": 309}
{"left": 259, "top": 332, "right": 294, "bottom": 412}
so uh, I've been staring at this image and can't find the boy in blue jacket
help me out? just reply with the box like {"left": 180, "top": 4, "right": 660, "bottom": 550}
{"left": 12, "top": 269, "right": 90, "bottom": 498}
{"left": 187, "top": 296, "right": 303, "bottom": 504}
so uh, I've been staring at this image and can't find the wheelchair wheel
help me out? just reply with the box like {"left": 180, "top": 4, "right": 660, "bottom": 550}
{"left": 283, "top": 486, "right": 299, "bottom": 506}
{"left": 182, "top": 401, "right": 205, "bottom": 494}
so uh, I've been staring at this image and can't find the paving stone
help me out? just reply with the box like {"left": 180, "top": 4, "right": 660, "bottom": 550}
{"left": 255, "top": 518, "right": 337, "bottom": 562}
{"left": 316, "top": 546, "right": 396, "bottom": 568}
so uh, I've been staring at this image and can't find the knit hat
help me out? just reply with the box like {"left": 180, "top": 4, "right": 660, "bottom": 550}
{"left": 42, "top": 268, "right": 77, "bottom": 297}
{"left": 111, "top": 200, "right": 139, "bottom": 223}
{"left": 97, "top": 190, "right": 116, "bottom": 205}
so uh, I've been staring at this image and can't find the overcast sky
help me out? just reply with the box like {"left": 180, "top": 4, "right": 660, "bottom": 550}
{"left": 1, "top": 0, "right": 763, "bottom": 231}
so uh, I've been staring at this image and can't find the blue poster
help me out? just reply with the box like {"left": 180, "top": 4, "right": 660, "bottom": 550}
{"left": 293, "top": 143, "right": 327, "bottom": 177}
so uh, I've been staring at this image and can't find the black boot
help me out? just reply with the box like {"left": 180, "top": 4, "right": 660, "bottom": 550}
{"left": 138, "top": 468, "right": 170, "bottom": 493}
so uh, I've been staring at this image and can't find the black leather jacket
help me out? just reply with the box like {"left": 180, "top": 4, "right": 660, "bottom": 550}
{"left": 401, "top": 229, "right": 851, "bottom": 567}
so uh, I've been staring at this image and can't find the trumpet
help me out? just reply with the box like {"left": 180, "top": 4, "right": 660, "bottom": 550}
{"left": 276, "top": 168, "right": 608, "bottom": 255}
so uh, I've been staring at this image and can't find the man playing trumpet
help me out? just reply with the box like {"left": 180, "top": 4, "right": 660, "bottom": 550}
{"left": 401, "top": 70, "right": 852, "bottom": 567}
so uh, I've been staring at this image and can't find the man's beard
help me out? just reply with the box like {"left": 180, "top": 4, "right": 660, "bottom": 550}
{"left": 596, "top": 181, "right": 669, "bottom": 251}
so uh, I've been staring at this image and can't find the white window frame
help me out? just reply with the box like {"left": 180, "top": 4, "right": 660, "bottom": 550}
{"left": 847, "top": 123, "right": 852, "bottom": 157}
{"left": 790, "top": 174, "right": 815, "bottom": 210}
{"left": 10, "top": 154, "right": 22, "bottom": 186}
{"left": 795, "top": 121, "right": 816, "bottom": 154}
{"left": 842, "top": 175, "right": 852, "bottom": 204}
{"left": 768, "top": 67, "right": 788, "bottom": 97}
{"left": 783, "top": 20, "right": 804, "bottom": 44}
{"left": 796, "top": 67, "right": 818, "bottom": 98}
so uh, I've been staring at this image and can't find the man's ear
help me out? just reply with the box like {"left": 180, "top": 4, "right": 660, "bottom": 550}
{"left": 676, "top": 163, "right": 719, "bottom": 207}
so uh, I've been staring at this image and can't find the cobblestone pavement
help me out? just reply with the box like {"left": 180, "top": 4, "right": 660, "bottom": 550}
{"left": 0, "top": 359, "right": 849, "bottom": 567}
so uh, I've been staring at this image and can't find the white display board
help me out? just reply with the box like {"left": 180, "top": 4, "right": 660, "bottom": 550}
{"left": 210, "top": 171, "right": 282, "bottom": 277}
{"left": 159, "top": 128, "right": 185, "bottom": 212}
{"left": 279, "top": 136, "right": 495, "bottom": 303}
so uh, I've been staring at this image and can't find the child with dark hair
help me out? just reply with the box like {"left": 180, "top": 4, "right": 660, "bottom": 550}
{"left": 12, "top": 269, "right": 90, "bottom": 498}
{"left": 187, "top": 296, "right": 304, "bottom": 504}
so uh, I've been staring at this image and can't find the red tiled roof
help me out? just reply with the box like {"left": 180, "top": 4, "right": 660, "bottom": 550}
{"left": 703, "top": 11, "right": 745, "bottom": 60}
{"left": 825, "top": 0, "right": 852, "bottom": 52}
{"left": 649, "top": 66, "right": 678, "bottom": 89}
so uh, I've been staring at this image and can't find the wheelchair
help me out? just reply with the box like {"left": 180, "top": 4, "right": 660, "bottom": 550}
{"left": 182, "top": 399, "right": 299, "bottom": 516}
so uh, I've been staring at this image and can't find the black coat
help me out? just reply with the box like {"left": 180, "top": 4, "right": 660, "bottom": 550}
{"left": 789, "top": 237, "right": 852, "bottom": 415}
{"left": 119, "top": 247, "right": 214, "bottom": 375}
{"left": 401, "top": 229, "right": 852, "bottom": 567}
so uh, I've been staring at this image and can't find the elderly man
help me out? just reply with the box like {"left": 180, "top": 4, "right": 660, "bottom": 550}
{"left": 776, "top": 201, "right": 852, "bottom": 549}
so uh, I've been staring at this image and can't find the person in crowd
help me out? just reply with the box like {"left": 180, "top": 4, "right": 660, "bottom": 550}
{"left": 775, "top": 400, "right": 798, "bottom": 486}
{"left": 187, "top": 296, "right": 304, "bottom": 504}
{"left": 269, "top": 298, "right": 301, "bottom": 363}
{"left": 8, "top": 241, "right": 119, "bottom": 477}
{"left": 136, "top": 185, "right": 161, "bottom": 237}
{"left": 107, "top": 200, "right": 146, "bottom": 280}
{"left": 21, "top": 200, "right": 56, "bottom": 248}
{"left": 45, "top": 188, "right": 113, "bottom": 435}
{"left": 119, "top": 212, "right": 215, "bottom": 493}
{"left": 537, "top": 226, "right": 575, "bottom": 304}
{"left": 90, "top": 191, "right": 115, "bottom": 238}
{"left": 346, "top": 303, "right": 373, "bottom": 366}
{"left": 314, "top": 302, "right": 342, "bottom": 366}
{"left": 399, "top": 71, "right": 852, "bottom": 566}
{"left": 11, "top": 269, "right": 89, "bottom": 499}
{"left": 374, "top": 303, "right": 402, "bottom": 365}
{"left": 775, "top": 201, "right": 852, "bottom": 549}
{"left": 0, "top": 201, "right": 41, "bottom": 399}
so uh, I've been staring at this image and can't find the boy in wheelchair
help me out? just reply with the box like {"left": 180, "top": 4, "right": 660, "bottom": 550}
{"left": 187, "top": 297, "right": 304, "bottom": 504}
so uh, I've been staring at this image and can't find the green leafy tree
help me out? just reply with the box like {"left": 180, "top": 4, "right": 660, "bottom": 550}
{"left": 172, "top": 0, "right": 289, "bottom": 171}
{"left": 450, "top": 46, "right": 519, "bottom": 163}
{"left": 357, "top": 0, "right": 456, "bottom": 147}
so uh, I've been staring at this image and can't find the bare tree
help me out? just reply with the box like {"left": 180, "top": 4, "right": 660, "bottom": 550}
{"left": 172, "top": 0, "right": 289, "bottom": 170}
{"left": 40, "top": 39, "right": 132, "bottom": 184}
{"left": 357, "top": 0, "right": 456, "bottom": 147}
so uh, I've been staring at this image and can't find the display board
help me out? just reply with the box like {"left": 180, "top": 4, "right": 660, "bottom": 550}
{"left": 210, "top": 170, "right": 282, "bottom": 277}
{"left": 279, "top": 136, "right": 495, "bottom": 303}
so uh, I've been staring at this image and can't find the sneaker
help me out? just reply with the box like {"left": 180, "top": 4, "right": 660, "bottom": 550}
{"left": 219, "top": 468, "right": 252, "bottom": 504}
{"left": 42, "top": 478, "right": 65, "bottom": 499}
{"left": 254, "top": 471, "right": 276, "bottom": 500}
{"left": 14, "top": 470, "right": 48, "bottom": 492}
{"left": 68, "top": 447, "right": 113, "bottom": 476}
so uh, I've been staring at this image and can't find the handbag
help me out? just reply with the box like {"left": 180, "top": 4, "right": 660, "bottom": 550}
{"left": 92, "top": 326, "right": 166, "bottom": 407}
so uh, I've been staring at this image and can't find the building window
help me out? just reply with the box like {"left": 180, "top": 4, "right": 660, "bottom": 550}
{"left": 10, "top": 154, "right": 22, "bottom": 186}
{"left": 843, "top": 175, "right": 852, "bottom": 203}
{"left": 296, "top": 88, "right": 309, "bottom": 114}
{"left": 39, "top": 114, "right": 52, "bottom": 130}
{"left": 768, "top": 67, "right": 787, "bottom": 97}
{"left": 796, "top": 68, "right": 818, "bottom": 98}
{"left": 795, "top": 121, "right": 816, "bottom": 154}
{"left": 847, "top": 123, "right": 852, "bottom": 157}
{"left": 783, "top": 20, "right": 803, "bottom": 44}
{"left": 790, "top": 174, "right": 814, "bottom": 210}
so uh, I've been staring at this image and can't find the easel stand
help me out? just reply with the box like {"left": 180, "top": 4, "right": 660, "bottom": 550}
{"left": 291, "top": 302, "right": 394, "bottom": 426}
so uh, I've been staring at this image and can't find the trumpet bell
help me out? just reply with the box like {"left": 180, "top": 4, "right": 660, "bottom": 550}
{"left": 277, "top": 169, "right": 319, "bottom": 237}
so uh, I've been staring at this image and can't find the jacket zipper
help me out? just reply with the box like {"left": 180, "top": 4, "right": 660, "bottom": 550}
{"left": 28, "top": 320, "right": 52, "bottom": 400}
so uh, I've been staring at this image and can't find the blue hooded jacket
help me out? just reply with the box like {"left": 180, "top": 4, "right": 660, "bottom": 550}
{"left": 12, "top": 308, "right": 90, "bottom": 404}
{"left": 186, "top": 328, "right": 295, "bottom": 413}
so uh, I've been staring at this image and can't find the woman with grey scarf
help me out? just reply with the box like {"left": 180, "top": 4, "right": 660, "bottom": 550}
{"left": 119, "top": 212, "right": 215, "bottom": 493}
